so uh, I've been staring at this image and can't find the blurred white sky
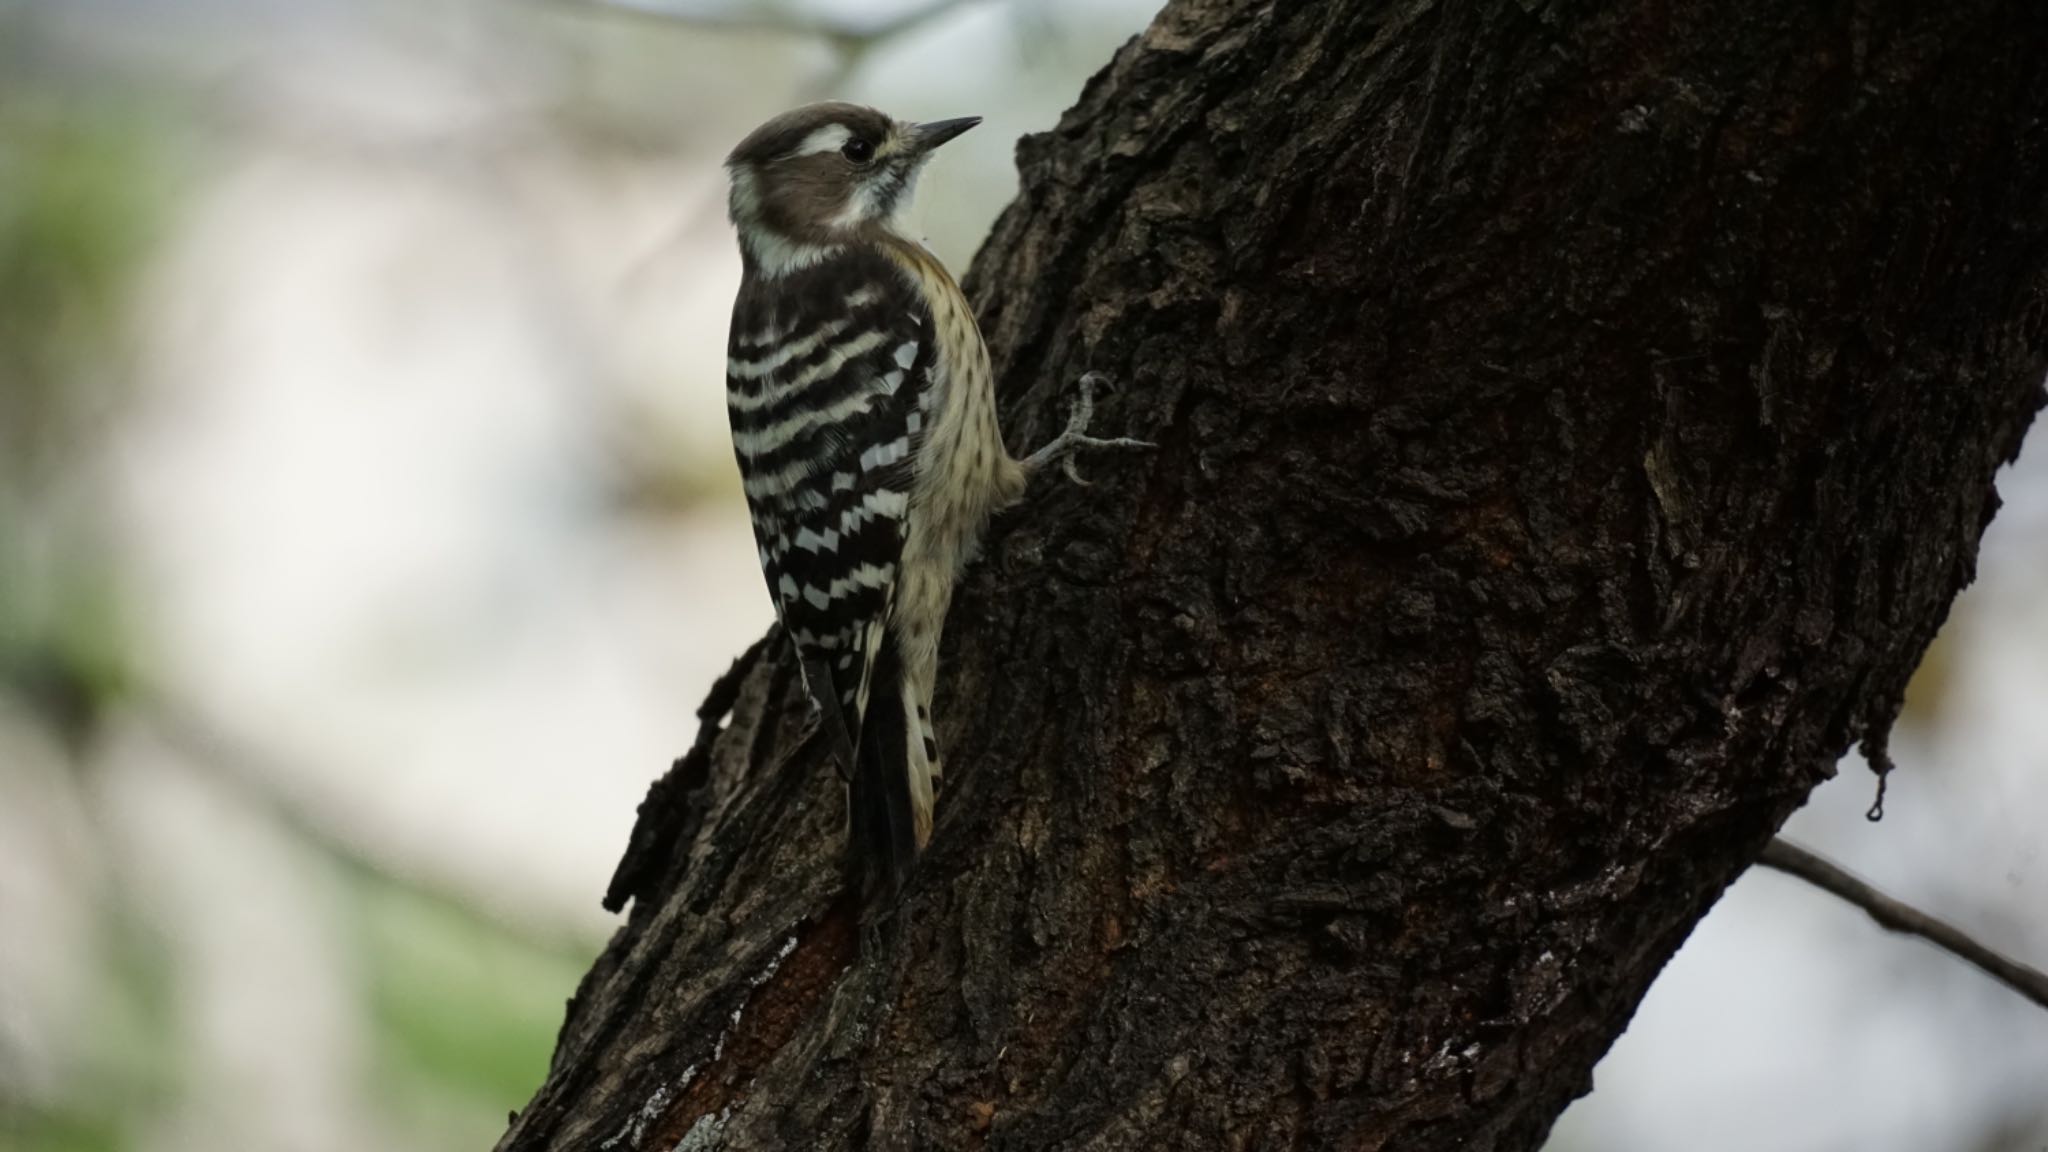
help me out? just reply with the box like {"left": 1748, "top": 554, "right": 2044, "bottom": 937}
{"left": 2, "top": 2, "right": 2045, "bottom": 1150}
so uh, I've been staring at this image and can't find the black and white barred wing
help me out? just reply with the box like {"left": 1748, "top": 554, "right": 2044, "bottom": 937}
{"left": 725, "top": 254, "right": 933, "bottom": 745}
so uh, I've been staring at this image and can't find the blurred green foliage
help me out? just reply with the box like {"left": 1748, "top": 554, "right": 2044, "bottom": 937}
{"left": 355, "top": 872, "right": 600, "bottom": 1146}
{"left": 0, "top": 74, "right": 165, "bottom": 1152}
{"left": 0, "top": 90, "right": 155, "bottom": 748}
{"left": 0, "top": 1110, "right": 122, "bottom": 1152}
{"left": 0, "top": 45, "right": 601, "bottom": 1152}
{"left": 1, "top": 898, "right": 183, "bottom": 1152}
{"left": 0, "top": 104, "right": 151, "bottom": 480}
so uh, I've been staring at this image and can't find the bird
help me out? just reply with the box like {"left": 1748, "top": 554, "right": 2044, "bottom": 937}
{"left": 722, "top": 102, "right": 1149, "bottom": 901}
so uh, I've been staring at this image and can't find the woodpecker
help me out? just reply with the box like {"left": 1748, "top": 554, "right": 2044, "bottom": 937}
{"left": 723, "top": 102, "right": 1147, "bottom": 899}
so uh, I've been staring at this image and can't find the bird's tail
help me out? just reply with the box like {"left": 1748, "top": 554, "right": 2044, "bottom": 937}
{"left": 849, "top": 633, "right": 919, "bottom": 902}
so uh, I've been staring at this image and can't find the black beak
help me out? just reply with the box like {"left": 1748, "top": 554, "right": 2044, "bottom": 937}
{"left": 911, "top": 116, "right": 982, "bottom": 154}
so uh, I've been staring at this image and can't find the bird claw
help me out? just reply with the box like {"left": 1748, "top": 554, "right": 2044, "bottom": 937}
{"left": 1076, "top": 370, "right": 1117, "bottom": 400}
{"left": 1025, "top": 371, "right": 1156, "bottom": 483}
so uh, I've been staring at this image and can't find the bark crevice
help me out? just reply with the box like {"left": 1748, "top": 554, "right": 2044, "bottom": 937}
{"left": 502, "top": 1, "right": 2048, "bottom": 1148}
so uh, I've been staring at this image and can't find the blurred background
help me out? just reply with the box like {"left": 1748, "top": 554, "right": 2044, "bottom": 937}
{"left": 0, "top": 2, "right": 2041, "bottom": 1150}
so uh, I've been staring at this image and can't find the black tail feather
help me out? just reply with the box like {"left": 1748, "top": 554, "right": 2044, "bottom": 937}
{"left": 849, "top": 635, "right": 918, "bottom": 902}
{"left": 801, "top": 654, "right": 860, "bottom": 776}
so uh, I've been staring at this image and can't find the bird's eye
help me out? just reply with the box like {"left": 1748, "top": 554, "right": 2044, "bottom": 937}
{"left": 841, "top": 137, "right": 874, "bottom": 164}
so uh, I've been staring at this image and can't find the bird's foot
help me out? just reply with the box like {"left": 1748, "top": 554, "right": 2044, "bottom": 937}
{"left": 1022, "top": 371, "right": 1155, "bottom": 486}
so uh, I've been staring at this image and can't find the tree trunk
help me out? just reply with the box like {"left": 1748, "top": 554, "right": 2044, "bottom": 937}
{"left": 501, "top": 1, "right": 2048, "bottom": 1148}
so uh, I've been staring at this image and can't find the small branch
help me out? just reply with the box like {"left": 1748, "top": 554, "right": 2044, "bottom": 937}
{"left": 1759, "top": 837, "right": 2048, "bottom": 1012}
{"left": 553, "top": 0, "right": 984, "bottom": 51}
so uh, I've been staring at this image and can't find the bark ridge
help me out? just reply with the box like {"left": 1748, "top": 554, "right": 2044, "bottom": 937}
{"left": 503, "top": 2, "right": 2048, "bottom": 1148}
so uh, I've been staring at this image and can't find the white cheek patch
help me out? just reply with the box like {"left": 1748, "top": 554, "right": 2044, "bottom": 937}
{"left": 832, "top": 162, "right": 924, "bottom": 232}
{"left": 832, "top": 180, "right": 885, "bottom": 230}
{"left": 793, "top": 124, "right": 852, "bottom": 156}
{"left": 890, "top": 168, "right": 922, "bottom": 226}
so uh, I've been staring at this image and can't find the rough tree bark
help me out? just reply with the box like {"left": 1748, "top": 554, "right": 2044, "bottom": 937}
{"left": 502, "top": 1, "right": 2048, "bottom": 1148}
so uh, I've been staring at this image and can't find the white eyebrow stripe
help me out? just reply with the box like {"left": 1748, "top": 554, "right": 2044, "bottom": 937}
{"left": 793, "top": 124, "right": 852, "bottom": 156}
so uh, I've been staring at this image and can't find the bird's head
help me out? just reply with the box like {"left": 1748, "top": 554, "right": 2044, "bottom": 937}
{"left": 725, "top": 102, "right": 979, "bottom": 272}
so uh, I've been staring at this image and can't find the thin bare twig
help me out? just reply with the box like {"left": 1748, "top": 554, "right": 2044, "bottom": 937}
{"left": 552, "top": 0, "right": 984, "bottom": 51}
{"left": 1759, "top": 837, "right": 2048, "bottom": 1012}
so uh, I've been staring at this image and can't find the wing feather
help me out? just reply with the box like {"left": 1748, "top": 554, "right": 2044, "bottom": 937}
{"left": 726, "top": 250, "right": 934, "bottom": 753}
